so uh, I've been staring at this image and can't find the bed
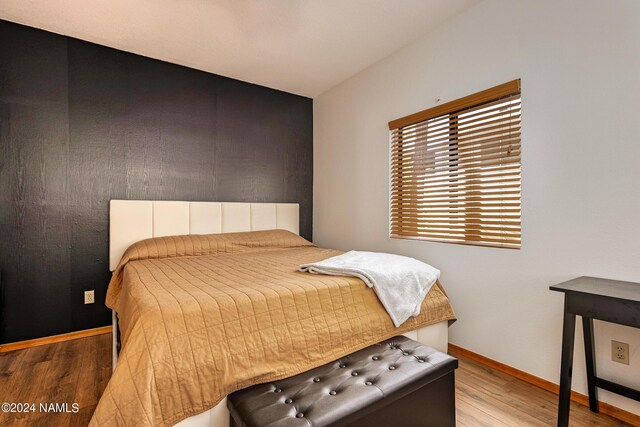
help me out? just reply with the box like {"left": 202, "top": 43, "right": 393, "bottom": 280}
{"left": 94, "top": 200, "right": 455, "bottom": 427}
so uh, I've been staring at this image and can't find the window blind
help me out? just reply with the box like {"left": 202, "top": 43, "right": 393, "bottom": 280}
{"left": 389, "top": 79, "right": 521, "bottom": 249}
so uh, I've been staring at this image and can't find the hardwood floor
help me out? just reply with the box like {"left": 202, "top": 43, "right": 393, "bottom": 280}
{"left": 0, "top": 334, "right": 111, "bottom": 427}
{"left": 0, "top": 334, "right": 632, "bottom": 426}
{"left": 451, "top": 350, "right": 632, "bottom": 427}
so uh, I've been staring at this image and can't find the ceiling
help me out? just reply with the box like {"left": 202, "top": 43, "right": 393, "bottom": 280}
{"left": 0, "top": 0, "right": 479, "bottom": 97}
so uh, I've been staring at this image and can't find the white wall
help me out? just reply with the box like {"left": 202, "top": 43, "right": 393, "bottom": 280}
{"left": 314, "top": 0, "right": 640, "bottom": 414}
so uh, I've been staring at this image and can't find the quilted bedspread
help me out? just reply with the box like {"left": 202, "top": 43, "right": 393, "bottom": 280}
{"left": 91, "top": 230, "right": 456, "bottom": 426}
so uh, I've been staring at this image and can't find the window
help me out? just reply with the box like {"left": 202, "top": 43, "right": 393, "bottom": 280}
{"left": 389, "top": 80, "right": 521, "bottom": 249}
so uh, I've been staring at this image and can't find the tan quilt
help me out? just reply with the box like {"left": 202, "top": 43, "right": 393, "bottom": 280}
{"left": 91, "top": 230, "right": 456, "bottom": 426}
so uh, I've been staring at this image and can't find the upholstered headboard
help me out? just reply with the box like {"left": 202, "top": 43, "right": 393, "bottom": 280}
{"left": 109, "top": 200, "right": 299, "bottom": 271}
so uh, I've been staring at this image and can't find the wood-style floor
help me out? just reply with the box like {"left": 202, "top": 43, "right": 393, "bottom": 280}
{"left": 449, "top": 349, "right": 631, "bottom": 427}
{"left": 0, "top": 334, "right": 631, "bottom": 426}
{"left": 0, "top": 334, "right": 111, "bottom": 427}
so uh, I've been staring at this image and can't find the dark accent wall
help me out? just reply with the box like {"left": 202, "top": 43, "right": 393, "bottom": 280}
{"left": 0, "top": 20, "right": 313, "bottom": 344}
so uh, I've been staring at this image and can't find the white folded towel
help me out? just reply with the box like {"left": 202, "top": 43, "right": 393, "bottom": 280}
{"left": 299, "top": 250, "right": 440, "bottom": 327}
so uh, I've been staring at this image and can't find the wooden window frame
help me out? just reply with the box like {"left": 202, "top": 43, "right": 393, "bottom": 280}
{"left": 389, "top": 79, "right": 521, "bottom": 249}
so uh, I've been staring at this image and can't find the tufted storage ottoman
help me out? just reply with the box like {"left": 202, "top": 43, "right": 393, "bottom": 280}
{"left": 227, "top": 336, "right": 457, "bottom": 427}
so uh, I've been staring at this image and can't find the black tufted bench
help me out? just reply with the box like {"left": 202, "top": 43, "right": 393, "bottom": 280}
{"left": 227, "top": 336, "right": 457, "bottom": 427}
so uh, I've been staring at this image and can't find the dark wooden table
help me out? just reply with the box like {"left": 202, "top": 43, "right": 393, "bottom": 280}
{"left": 550, "top": 276, "right": 640, "bottom": 427}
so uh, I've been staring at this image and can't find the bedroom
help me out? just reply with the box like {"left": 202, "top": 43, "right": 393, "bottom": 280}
{"left": 0, "top": 0, "right": 639, "bottom": 426}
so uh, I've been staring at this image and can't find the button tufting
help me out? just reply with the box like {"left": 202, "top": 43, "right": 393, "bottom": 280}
{"left": 228, "top": 337, "right": 453, "bottom": 425}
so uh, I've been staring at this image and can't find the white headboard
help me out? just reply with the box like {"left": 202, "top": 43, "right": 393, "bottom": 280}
{"left": 109, "top": 200, "right": 299, "bottom": 271}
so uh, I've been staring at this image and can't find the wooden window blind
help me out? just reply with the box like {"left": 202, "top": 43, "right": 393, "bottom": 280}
{"left": 389, "top": 79, "right": 521, "bottom": 249}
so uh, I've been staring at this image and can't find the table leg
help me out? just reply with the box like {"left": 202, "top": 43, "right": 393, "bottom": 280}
{"left": 582, "top": 316, "right": 599, "bottom": 412}
{"left": 558, "top": 303, "right": 576, "bottom": 427}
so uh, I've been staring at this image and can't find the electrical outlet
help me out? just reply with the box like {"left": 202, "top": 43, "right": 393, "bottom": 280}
{"left": 84, "top": 290, "right": 95, "bottom": 305}
{"left": 611, "top": 340, "right": 629, "bottom": 365}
